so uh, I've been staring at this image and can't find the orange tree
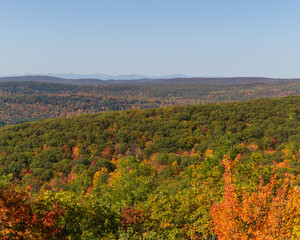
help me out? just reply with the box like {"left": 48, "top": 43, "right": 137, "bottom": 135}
{"left": 211, "top": 155, "right": 300, "bottom": 240}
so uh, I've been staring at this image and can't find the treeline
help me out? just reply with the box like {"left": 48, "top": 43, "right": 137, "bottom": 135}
{"left": 0, "top": 81, "right": 299, "bottom": 126}
{"left": 0, "top": 96, "right": 299, "bottom": 239}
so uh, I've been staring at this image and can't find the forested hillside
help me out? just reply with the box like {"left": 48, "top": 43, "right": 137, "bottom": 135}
{"left": 1, "top": 75, "right": 300, "bottom": 85}
{"left": 1, "top": 81, "right": 299, "bottom": 126}
{"left": 0, "top": 96, "right": 299, "bottom": 239}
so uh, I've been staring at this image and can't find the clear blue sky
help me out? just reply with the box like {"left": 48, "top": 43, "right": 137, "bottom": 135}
{"left": 1, "top": 0, "right": 300, "bottom": 77}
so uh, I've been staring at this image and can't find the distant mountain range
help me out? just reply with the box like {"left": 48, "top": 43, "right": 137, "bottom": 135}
{"left": 0, "top": 74, "right": 189, "bottom": 80}
{"left": 49, "top": 73, "right": 190, "bottom": 80}
{"left": 0, "top": 75, "right": 110, "bottom": 85}
{"left": 0, "top": 75, "right": 300, "bottom": 86}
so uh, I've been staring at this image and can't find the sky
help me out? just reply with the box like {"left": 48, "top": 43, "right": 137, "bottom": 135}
{"left": 1, "top": 0, "right": 300, "bottom": 78}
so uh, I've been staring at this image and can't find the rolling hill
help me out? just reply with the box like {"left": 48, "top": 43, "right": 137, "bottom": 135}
{"left": 0, "top": 96, "right": 299, "bottom": 239}
{"left": 1, "top": 75, "right": 300, "bottom": 85}
{"left": 0, "top": 80, "right": 300, "bottom": 126}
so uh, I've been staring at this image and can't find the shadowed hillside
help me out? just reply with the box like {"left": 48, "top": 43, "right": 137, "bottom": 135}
{"left": 1, "top": 81, "right": 299, "bottom": 126}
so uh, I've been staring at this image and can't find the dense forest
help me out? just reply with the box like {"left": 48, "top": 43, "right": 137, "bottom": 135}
{"left": 1, "top": 81, "right": 299, "bottom": 126}
{"left": 0, "top": 96, "right": 299, "bottom": 239}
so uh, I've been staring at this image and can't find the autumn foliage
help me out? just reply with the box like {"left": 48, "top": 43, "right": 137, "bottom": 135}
{"left": 120, "top": 205, "right": 149, "bottom": 234}
{"left": 211, "top": 155, "right": 300, "bottom": 240}
{"left": 0, "top": 184, "right": 64, "bottom": 240}
{"left": 0, "top": 96, "right": 299, "bottom": 239}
